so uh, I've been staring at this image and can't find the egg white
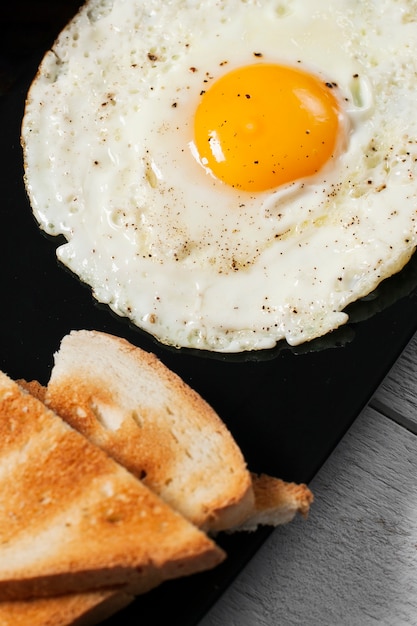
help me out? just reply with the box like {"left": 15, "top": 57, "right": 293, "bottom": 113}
{"left": 22, "top": 0, "right": 417, "bottom": 352}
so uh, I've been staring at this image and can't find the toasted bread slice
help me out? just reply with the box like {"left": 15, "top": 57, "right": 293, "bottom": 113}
{"left": 0, "top": 371, "right": 224, "bottom": 602}
{"left": 0, "top": 590, "right": 133, "bottom": 626}
{"left": 20, "top": 376, "right": 314, "bottom": 534}
{"left": 19, "top": 378, "right": 314, "bottom": 533}
{"left": 45, "top": 330, "right": 254, "bottom": 532}
{"left": 231, "top": 474, "right": 314, "bottom": 532}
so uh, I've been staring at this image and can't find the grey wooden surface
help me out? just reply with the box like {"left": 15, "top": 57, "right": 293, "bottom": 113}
{"left": 199, "top": 333, "right": 417, "bottom": 626}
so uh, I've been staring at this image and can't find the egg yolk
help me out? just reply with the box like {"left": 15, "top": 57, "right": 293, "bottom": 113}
{"left": 193, "top": 63, "right": 341, "bottom": 192}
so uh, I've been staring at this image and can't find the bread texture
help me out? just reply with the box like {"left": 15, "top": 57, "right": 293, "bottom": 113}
{"left": 0, "top": 590, "right": 133, "bottom": 626}
{"left": 232, "top": 474, "right": 314, "bottom": 532}
{"left": 0, "top": 371, "right": 224, "bottom": 602}
{"left": 45, "top": 330, "right": 254, "bottom": 532}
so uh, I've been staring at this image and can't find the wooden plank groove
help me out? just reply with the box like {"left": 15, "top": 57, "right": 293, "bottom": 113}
{"left": 370, "top": 396, "right": 417, "bottom": 436}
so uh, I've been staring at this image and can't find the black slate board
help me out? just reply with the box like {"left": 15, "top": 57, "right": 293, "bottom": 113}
{"left": 2, "top": 3, "right": 417, "bottom": 624}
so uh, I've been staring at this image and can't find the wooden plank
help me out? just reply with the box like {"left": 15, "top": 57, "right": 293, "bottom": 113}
{"left": 199, "top": 406, "right": 417, "bottom": 625}
{"left": 371, "top": 332, "right": 417, "bottom": 431}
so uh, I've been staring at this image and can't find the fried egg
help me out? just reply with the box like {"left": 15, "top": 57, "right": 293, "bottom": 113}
{"left": 22, "top": 0, "right": 417, "bottom": 352}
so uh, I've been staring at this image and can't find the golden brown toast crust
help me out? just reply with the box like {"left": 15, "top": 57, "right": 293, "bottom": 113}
{"left": 0, "top": 590, "right": 133, "bottom": 626}
{"left": 16, "top": 379, "right": 46, "bottom": 402}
